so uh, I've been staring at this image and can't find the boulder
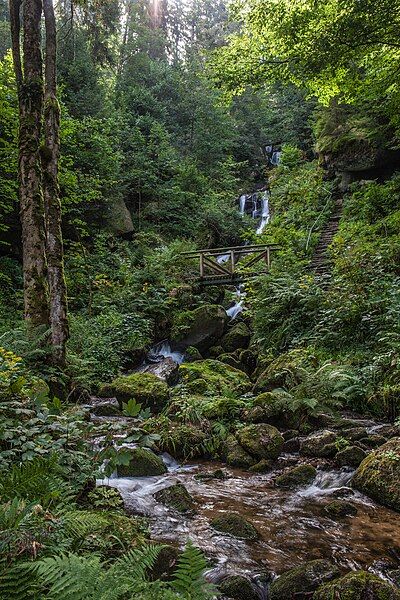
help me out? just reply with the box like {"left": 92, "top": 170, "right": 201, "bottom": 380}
{"left": 244, "top": 391, "right": 299, "bottom": 429}
{"left": 239, "top": 349, "right": 258, "bottom": 375}
{"left": 269, "top": 560, "right": 340, "bottom": 600}
{"left": 99, "top": 373, "right": 169, "bottom": 413}
{"left": 159, "top": 423, "right": 207, "bottom": 459}
{"left": 171, "top": 305, "right": 227, "bottom": 352}
{"left": 313, "top": 571, "right": 400, "bottom": 600}
{"left": 225, "top": 435, "right": 256, "bottom": 469}
{"left": 140, "top": 358, "right": 179, "bottom": 385}
{"left": 116, "top": 448, "right": 167, "bottom": 477}
{"left": 218, "top": 353, "right": 244, "bottom": 371}
{"left": 220, "top": 322, "right": 251, "bottom": 353}
{"left": 335, "top": 446, "right": 366, "bottom": 468}
{"left": 282, "top": 437, "right": 301, "bottom": 453}
{"left": 179, "top": 359, "right": 251, "bottom": 396}
{"left": 300, "top": 430, "right": 338, "bottom": 458}
{"left": 237, "top": 424, "right": 284, "bottom": 460}
{"left": 352, "top": 438, "right": 400, "bottom": 511}
{"left": 83, "top": 397, "right": 121, "bottom": 417}
{"left": 358, "top": 434, "right": 388, "bottom": 448}
{"left": 324, "top": 500, "right": 358, "bottom": 518}
{"left": 218, "top": 575, "right": 261, "bottom": 600}
{"left": 105, "top": 197, "right": 134, "bottom": 236}
{"left": 210, "top": 512, "right": 259, "bottom": 540}
{"left": 249, "top": 459, "right": 274, "bottom": 473}
{"left": 184, "top": 346, "right": 203, "bottom": 362}
{"left": 275, "top": 465, "right": 317, "bottom": 488}
{"left": 154, "top": 483, "right": 195, "bottom": 514}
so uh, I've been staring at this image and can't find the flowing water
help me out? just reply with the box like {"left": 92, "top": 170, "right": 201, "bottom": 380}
{"left": 256, "top": 191, "right": 271, "bottom": 235}
{"left": 99, "top": 454, "right": 400, "bottom": 578}
{"left": 147, "top": 340, "right": 185, "bottom": 364}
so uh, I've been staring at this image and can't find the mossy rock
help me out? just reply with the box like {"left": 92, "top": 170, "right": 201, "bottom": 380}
{"left": 195, "top": 469, "right": 227, "bottom": 481}
{"left": 269, "top": 560, "right": 340, "bottom": 600}
{"left": 352, "top": 438, "right": 400, "bottom": 511}
{"left": 116, "top": 448, "right": 167, "bottom": 477}
{"left": 245, "top": 391, "right": 300, "bottom": 428}
{"left": 324, "top": 500, "right": 358, "bottom": 518}
{"left": 171, "top": 304, "right": 227, "bottom": 352}
{"left": 100, "top": 373, "right": 169, "bottom": 413}
{"left": 225, "top": 435, "right": 256, "bottom": 469}
{"left": 202, "top": 395, "right": 244, "bottom": 420}
{"left": 275, "top": 464, "right": 317, "bottom": 488}
{"left": 237, "top": 423, "right": 284, "bottom": 460}
{"left": 154, "top": 483, "right": 195, "bottom": 514}
{"left": 358, "top": 434, "right": 388, "bottom": 448}
{"left": 211, "top": 512, "right": 259, "bottom": 540}
{"left": 218, "top": 353, "right": 245, "bottom": 371}
{"left": 335, "top": 446, "right": 366, "bottom": 468}
{"left": 218, "top": 575, "right": 261, "bottom": 600}
{"left": 220, "top": 322, "right": 251, "bottom": 353}
{"left": 160, "top": 423, "right": 207, "bottom": 459}
{"left": 78, "top": 512, "right": 148, "bottom": 558}
{"left": 249, "top": 459, "right": 274, "bottom": 473}
{"left": 300, "top": 430, "right": 338, "bottom": 458}
{"left": 314, "top": 570, "right": 400, "bottom": 600}
{"left": 179, "top": 359, "right": 251, "bottom": 396}
{"left": 185, "top": 346, "right": 203, "bottom": 362}
{"left": 208, "top": 345, "right": 224, "bottom": 357}
{"left": 253, "top": 349, "right": 316, "bottom": 394}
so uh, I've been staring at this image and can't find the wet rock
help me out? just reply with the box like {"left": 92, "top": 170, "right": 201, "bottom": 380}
{"left": 388, "top": 569, "right": 400, "bottom": 588}
{"left": 171, "top": 304, "right": 228, "bottom": 352}
{"left": 220, "top": 322, "right": 251, "bottom": 353}
{"left": 239, "top": 349, "right": 258, "bottom": 375}
{"left": 194, "top": 469, "right": 228, "bottom": 481}
{"left": 342, "top": 427, "right": 368, "bottom": 441}
{"left": 140, "top": 357, "right": 179, "bottom": 385}
{"left": 208, "top": 345, "right": 224, "bottom": 357}
{"left": 218, "top": 575, "right": 261, "bottom": 600}
{"left": 184, "top": 346, "right": 203, "bottom": 362}
{"left": 282, "top": 429, "right": 299, "bottom": 441}
{"left": 335, "top": 445, "right": 366, "bottom": 467}
{"left": 179, "top": 359, "right": 252, "bottom": 396}
{"left": 249, "top": 459, "right": 274, "bottom": 473}
{"left": 116, "top": 448, "right": 167, "bottom": 477}
{"left": 99, "top": 373, "right": 169, "bottom": 413}
{"left": 373, "top": 424, "right": 400, "bottom": 439}
{"left": 300, "top": 430, "right": 338, "bottom": 458}
{"left": 154, "top": 483, "right": 195, "bottom": 514}
{"left": 324, "top": 500, "right": 358, "bottom": 518}
{"left": 160, "top": 424, "right": 207, "bottom": 459}
{"left": 275, "top": 464, "right": 317, "bottom": 488}
{"left": 358, "top": 434, "right": 388, "bottom": 448}
{"left": 282, "top": 437, "right": 301, "bottom": 453}
{"left": 269, "top": 559, "right": 340, "bottom": 600}
{"left": 218, "top": 353, "right": 244, "bottom": 371}
{"left": 352, "top": 438, "right": 400, "bottom": 512}
{"left": 148, "top": 544, "right": 180, "bottom": 581}
{"left": 314, "top": 570, "right": 400, "bottom": 600}
{"left": 225, "top": 435, "right": 256, "bottom": 469}
{"left": 83, "top": 397, "right": 121, "bottom": 417}
{"left": 211, "top": 512, "right": 259, "bottom": 540}
{"left": 237, "top": 424, "right": 284, "bottom": 460}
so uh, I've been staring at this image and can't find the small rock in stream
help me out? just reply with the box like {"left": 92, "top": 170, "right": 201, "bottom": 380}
{"left": 269, "top": 559, "right": 340, "bottom": 600}
{"left": 313, "top": 571, "right": 400, "bottom": 600}
{"left": 275, "top": 464, "right": 317, "bottom": 488}
{"left": 211, "top": 512, "right": 259, "bottom": 541}
{"left": 154, "top": 483, "right": 196, "bottom": 514}
{"left": 324, "top": 500, "right": 358, "bottom": 518}
{"left": 218, "top": 575, "right": 262, "bottom": 600}
{"left": 335, "top": 445, "right": 366, "bottom": 467}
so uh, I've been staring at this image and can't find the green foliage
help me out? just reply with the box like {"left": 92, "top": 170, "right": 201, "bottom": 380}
{"left": 171, "top": 541, "right": 218, "bottom": 599}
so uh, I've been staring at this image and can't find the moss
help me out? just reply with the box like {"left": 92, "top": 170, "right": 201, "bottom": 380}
{"left": 202, "top": 395, "right": 244, "bottom": 420}
{"left": 116, "top": 448, "right": 167, "bottom": 477}
{"left": 269, "top": 560, "right": 340, "bottom": 600}
{"left": 171, "top": 304, "right": 227, "bottom": 352}
{"left": 314, "top": 571, "right": 400, "bottom": 600}
{"left": 179, "top": 359, "right": 251, "bottom": 396}
{"left": 159, "top": 423, "right": 207, "bottom": 459}
{"left": 253, "top": 349, "right": 316, "bottom": 393}
{"left": 352, "top": 439, "right": 400, "bottom": 511}
{"left": 218, "top": 575, "right": 260, "bottom": 600}
{"left": 249, "top": 459, "right": 274, "bottom": 473}
{"left": 237, "top": 423, "right": 284, "bottom": 460}
{"left": 300, "top": 431, "right": 338, "bottom": 458}
{"left": 185, "top": 346, "right": 203, "bottom": 362}
{"left": 324, "top": 500, "right": 358, "bottom": 518}
{"left": 195, "top": 469, "right": 227, "bottom": 481}
{"left": 218, "top": 353, "right": 244, "bottom": 371}
{"left": 210, "top": 512, "right": 259, "bottom": 540}
{"left": 220, "top": 322, "right": 251, "bottom": 353}
{"left": 335, "top": 446, "right": 366, "bottom": 468}
{"left": 225, "top": 435, "right": 257, "bottom": 469}
{"left": 247, "top": 391, "right": 300, "bottom": 428}
{"left": 154, "top": 483, "right": 195, "bottom": 514}
{"left": 99, "top": 373, "right": 169, "bottom": 413}
{"left": 275, "top": 464, "right": 317, "bottom": 488}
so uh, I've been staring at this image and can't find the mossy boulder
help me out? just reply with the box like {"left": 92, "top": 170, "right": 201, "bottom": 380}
{"left": 220, "top": 322, "right": 251, "bottom": 353}
{"left": 185, "top": 346, "right": 203, "bottom": 362}
{"left": 314, "top": 571, "right": 400, "bottom": 600}
{"left": 359, "top": 434, "right": 388, "bottom": 448}
{"left": 225, "top": 435, "right": 256, "bottom": 469}
{"left": 300, "top": 430, "right": 338, "bottom": 458}
{"left": 202, "top": 395, "right": 244, "bottom": 420}
{"left": 179, "top": 359, "right": 251, "bottom": 396}
{"left": 352, "top": 439, "right": 400, "bottom": 511}
{"left": 218, "top": 575, "right": 261, "bottom": 600}
{"left": 160, "top": 423, "right": 207, "bottom": 459}
{"left": 237, "top": 424, "right": 284, "bottom": 460}
{"left": 269, "top": 560, "right": 340, "bottom": 600}
{"left": 195, "top": 469, "right": 227, "bottom": 481}
{"left": 249, "top": 459, "right": 274, "bottom": 473}
{"left": 275, "top": 465, "right": 317, "bottom": 488}
{"left": 116, "top": 448, "right": 167, "bottom": 477}
{"left": 211, "top": 512, "right": 259, "bottom": 540}
{"left": 335, "top": 446, "right": 367, "bottom": 468}
{"left": 253, "top": 349, "right": 315, "bottom": 394}
{"left": 171, "top": 304, "right": 227, "bottom": 352}
{"left": 100, "top": 373, "right": 169, "bottom": 413}
{"left": 154, "top": 484, "right": 195, "bottom": 514}
{"left": 83, "top": 397, "right": 121, "bottom": 417}
{"left": 324, "top": 500, "right": 358, "bottom": 518}
{"left": 244, "top": 391, "right": 300, "bottom": 428}
{"left": 218, "top": 353, "right": 244, "bottom": 371}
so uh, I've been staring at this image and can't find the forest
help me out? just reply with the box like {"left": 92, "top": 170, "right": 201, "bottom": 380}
{"left": 0, "top": 0, "right": 399, "bottom": 598}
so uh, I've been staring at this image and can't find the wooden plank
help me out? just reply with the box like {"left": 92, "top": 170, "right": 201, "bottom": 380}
{"left": 181, "top": 243, "right": 280, "bottom": 256}
{"left": 243, "top": 251, "right": 267, "bottom": 269}
{"left": 202, "top": 255, "right": 232, "bottom": 276}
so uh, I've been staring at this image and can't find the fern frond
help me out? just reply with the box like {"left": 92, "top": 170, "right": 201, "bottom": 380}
{"left": 171, "top": 542, "right": 218, "bottom": 599}
{"left": 110, "top": 544, "right": 163, "bottom": 582}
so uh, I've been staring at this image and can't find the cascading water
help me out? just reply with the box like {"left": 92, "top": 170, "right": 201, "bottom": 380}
{"left": 148, "top": 340, "right": 185, "bottom": 364}
{"left": 239, "top": 194, "right": 247, "bottom": 216}
{"left": 270, "top": 151, "right": 282, "bottom": 166}
{"left": 256, "top": 191, "right": 270, "bottom": 235}
{"left": 226, "top": 284, "right": 246, "bottom": 319}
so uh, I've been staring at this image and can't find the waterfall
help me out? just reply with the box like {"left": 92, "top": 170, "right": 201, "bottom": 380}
{"left": 148, "top": 340, "right": 185, "bottom": 364}
{"left": 239, "top": 194, "right": 247, "bottom": 216}
{"left": 270, "top": 151, "right": 282, "bottom": 166}
{"left": 252, "top": 195, "right": 259, "bottom": 218}
{"left": 256, "top": 191, "right": 270, "bottom": 235}
{"left": 217, "top": 254, "right": 229, "bottom": 264}
{"left": 226, "top": 285, "right": 246, "bottom": 319}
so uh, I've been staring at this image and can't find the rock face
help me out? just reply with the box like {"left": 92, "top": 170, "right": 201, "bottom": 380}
{"left": 237, "top": 424, "right": 284, "bottom": 460}
{"left": 154, "top": 483, "right": 195, "bottom": 514}
{"left": 171, "top": 304, "right": 228, "bottom": 352}
{"left": 218, "top": 575, "right": 261, "bottom": 600}
{"left": 269, "top": 560, "right": 340, "bottom": 600}
{"left": 140, "top": 357, "right": 179, "bottom": 385}
{"left": 275, "top": 465, "right": 317, "bottom": 488}
{"left": 179, "top": 359, "right": 251, "bottom": 396}
{"left": 335, "top": 445, "right": 366, "bottom": 467}
{"left": 105, "top": 197, "right": 134, "bottom": 236}
{"left": 225, "top": 435, "right": 256, "bottom": 469}
{"left": 211, "top": 512, "right": 259, "bottom": 540}
{"left": 300, "top": 430, "right": 338, "bottom": 458}
{"left": 116, "top": 448, "right": 167, "bottom": 477}
{"left": 314, "top": 571, "right": 400, "bottom": 600}
{"left": 100, "top": 373, "right": 170, "bottom": 412}
{"left": 220, "top": 322, "right": 251, "bottom": 353}
{"left": 352, "top": 438, "right": 400, "bottom": 512}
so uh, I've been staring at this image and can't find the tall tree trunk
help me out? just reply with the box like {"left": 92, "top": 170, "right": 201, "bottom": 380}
{"left": 10, "top": 0, "right": 49, "bottom": 328}
{"left": 42, "top": 0, "right": 69, "bottom": 366}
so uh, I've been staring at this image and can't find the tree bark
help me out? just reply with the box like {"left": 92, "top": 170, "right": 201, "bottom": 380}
{"left": 42, "top": 0, "right": 69, "bottom": 366}
{"left": 11, "top": 0, "right": 50, "bottom": 328}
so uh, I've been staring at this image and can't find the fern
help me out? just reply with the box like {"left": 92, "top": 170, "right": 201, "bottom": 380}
{"left": 171, "top": 542, "right": 218, "bottom": 599}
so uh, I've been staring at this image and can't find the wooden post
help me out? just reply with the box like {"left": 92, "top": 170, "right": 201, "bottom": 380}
{"left": 266, "top": 247, "right": 270, "bottom": 268}
{"left": 230, "top": 250, "right": 235, "bottom": 275}
{"left": 200, "top": 252, "right": 204, "bottom": 278}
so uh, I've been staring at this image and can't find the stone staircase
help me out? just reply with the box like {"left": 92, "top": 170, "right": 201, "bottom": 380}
{"left": 310, "top": 197, "right": 343, "bottom": 276}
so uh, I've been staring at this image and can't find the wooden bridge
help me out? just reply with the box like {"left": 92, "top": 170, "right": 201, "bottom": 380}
{"left": 181, "top": 243, "right": 280, "bottom": 285}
